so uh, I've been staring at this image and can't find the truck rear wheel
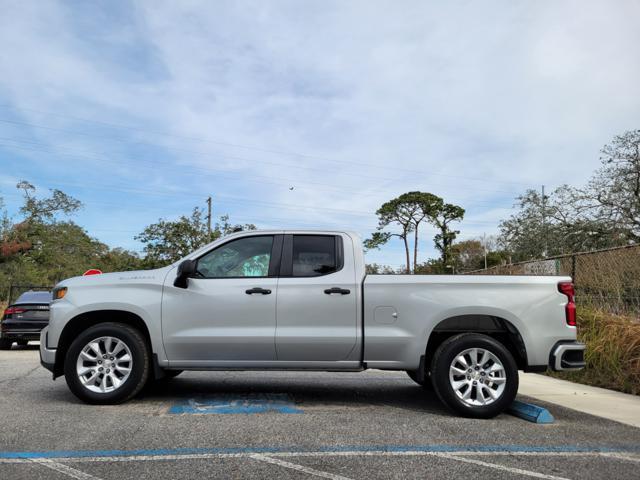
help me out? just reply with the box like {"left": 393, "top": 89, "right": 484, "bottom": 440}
{"left": 0, "top": 339, "right": 12, "bottom": 350}
{"left": 431, "top": 333, "right": 518, "bottom": 419}
{"left": 64, "top": 322, "right": 150, "bottom": 405}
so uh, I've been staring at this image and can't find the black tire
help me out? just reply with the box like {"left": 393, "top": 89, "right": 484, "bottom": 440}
{"left": 0, "top": 339, "right": 12, "bottom": 350}
{"left": 406, "top": 370, "right": 433, "bottom": 390}
{"left": 64, "top": 322, "right": 150, "bottom": 405}
{"left": 430, "top": 333, "right": 518, "bottom": 419}
{"left": 17, "top": 340, "right": 28, "bottom": 347}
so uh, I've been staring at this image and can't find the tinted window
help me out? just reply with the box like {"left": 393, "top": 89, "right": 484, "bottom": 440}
{"left": 197, "top": 236, "right": 273, "bottom": 278}
{"left": 292, "top": 235, "right": 339, "bottom": 277}
{"left": 15, "top": 291, "right": 52, "bottom": 304}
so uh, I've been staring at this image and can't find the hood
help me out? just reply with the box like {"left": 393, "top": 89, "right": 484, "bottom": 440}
{"left": 57, "top": 266, "right": 175, "bottom": 288}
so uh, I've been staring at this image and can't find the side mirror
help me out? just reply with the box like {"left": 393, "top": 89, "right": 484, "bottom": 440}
{"left": 174, "top": 259, "right": 197, "bottom": 288}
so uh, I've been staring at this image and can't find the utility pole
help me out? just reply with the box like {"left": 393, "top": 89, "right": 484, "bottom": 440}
{"left": 206, "top": 196, "right": 212, "bottom": 237}
{"left": 483, "top": 232, "right": 488, "bottom": 270}
{"left": 541, "top": 185, "right": 547, "bottom": 257}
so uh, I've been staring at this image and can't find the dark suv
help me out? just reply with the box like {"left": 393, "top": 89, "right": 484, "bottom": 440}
{"left": 0, "top": 291, "right": 51, "bottom": 350}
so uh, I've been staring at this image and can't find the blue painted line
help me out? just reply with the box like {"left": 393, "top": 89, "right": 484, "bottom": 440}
{"left": 1, "top": 443, "right": 639, "bottom": 460}
{"left": 508, "top": 400, "right": 555, "bottom": 424}
{"left": 168, "top": 393, "right": 303, "bottom": 415}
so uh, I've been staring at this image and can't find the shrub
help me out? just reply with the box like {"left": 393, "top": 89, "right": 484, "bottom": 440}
{"left": 548, "top": 307, "right": 640, "bottom": 395}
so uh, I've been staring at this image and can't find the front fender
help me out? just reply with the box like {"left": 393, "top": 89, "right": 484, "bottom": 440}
{"left": 48, "top": 285, "right": 166, "bottom": 364}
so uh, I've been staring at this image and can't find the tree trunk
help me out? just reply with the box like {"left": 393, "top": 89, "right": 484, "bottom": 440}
{"left": 413, "top": 224, "right": 419, "bottom": 272}
{"left": 441, "top": 226, "right": 448, "bottom": 266}
{"left": 403, "top": 232, "right": 411, "bottom": 274}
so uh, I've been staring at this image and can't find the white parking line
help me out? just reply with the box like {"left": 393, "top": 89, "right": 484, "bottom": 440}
{"left": 29, "top": 458, "right": 103, "bottom": 480}
{"left": 1, "top": 449, "right": 636, "bottom": 465}
{"left": 450, "top": 450, "right": 640, "bottom": 463}
{"left": 598, "top": 452, "right": 640, "bottom": 464}
{"left": 2, "top": 447, "right": 636, "bottom": 480}
{"left": 439, "top": 454, "right": 571, "bottom": 480}
{"left": 251, "top": 453, "right": 354, "bottom": 480}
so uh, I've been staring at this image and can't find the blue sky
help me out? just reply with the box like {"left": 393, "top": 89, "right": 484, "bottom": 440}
{"left": 0, "top": 1, "right": 639, "bottom": 269}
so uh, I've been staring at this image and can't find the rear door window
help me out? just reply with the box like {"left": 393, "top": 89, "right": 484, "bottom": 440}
{"left": 292, "top": 235, "right": 341, "bottom": 277}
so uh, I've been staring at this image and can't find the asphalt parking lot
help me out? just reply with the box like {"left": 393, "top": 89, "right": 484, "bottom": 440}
{"left": 1, "top": 345, "right": 639, "bottom": 479}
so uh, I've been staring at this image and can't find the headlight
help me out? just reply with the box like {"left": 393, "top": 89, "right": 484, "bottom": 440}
{"left": 52, "top": 287, "right": 67, "bottom": 300}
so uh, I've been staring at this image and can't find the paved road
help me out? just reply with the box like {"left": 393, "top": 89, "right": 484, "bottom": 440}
{"left": 1, "top": 345, "right": 639, "bottom": 479}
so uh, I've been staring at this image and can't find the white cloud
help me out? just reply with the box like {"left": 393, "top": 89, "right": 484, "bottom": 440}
{"left": 0, "top": 0, "right": 638, "bottom": 265}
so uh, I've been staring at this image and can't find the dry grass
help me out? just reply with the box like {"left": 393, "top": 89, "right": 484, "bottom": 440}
{"left": 548, "top": 307, "right": 640, "bottom": 395}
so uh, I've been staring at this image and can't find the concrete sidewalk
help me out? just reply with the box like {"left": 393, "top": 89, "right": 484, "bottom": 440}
{"left": 519, "top": 372, "right": 640, "bottom": 428}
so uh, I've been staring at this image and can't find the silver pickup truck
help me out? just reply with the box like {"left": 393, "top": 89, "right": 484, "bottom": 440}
{"left": 40, "top": 230, "right": 585, "bottom": 418}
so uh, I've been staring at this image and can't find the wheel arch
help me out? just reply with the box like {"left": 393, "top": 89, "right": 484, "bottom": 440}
{"left": 423, "top": 314, "right": 529, "bottom": 375}
{"left": 53, "top": 310, "right": 154, "bottom": 379}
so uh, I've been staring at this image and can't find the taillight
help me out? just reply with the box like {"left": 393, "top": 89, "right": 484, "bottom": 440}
{"left": 3, "top": 307, "right": 26, "bottom": 316}
{"left": 558, "top": 282, "right": 577, "bottom": 327}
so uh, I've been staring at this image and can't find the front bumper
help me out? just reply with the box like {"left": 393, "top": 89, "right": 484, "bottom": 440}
{"left": 550, "top": 341, "right": 586, "bottom": 371}
{"left": 39, "top": 327, "right": 56, "bottom": 373}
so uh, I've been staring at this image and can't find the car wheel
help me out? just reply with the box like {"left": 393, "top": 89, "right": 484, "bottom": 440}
{"left": 17, "top": 340, "right": 29, "bottom": 347}
{"left": 64, "top": 322, "right": 150, "bottom": 405}
{"left": 406, "top": 370, "right": 433, "bottom": 390}
{"left": 0, "top": 339, "right": 12, "bottom": 350}
{"left": 431, "top": 333, "right": 518, "bottom": 419}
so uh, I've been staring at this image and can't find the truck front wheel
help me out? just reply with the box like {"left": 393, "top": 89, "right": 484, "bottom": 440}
{"left": 64, "top": 322, "right": 150, "bottom": 404}
{"left": 431, "top": 333, "right": 518, "bottom": 419}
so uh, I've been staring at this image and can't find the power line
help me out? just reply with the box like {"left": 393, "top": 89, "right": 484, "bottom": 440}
{"left": 0, "top": 188, "right": 505, "bottom": 227}
{"left": 0, "top": 122, "right": 525, "bottom": 196}
{"left": 0, "top": 194, "right": 375, "bottom": 228}
{"left": 0, "top": 138, "right": 409, "bottom": 198}
{"left": 0, "top": 137, "right": 524, "bottom": 207}
{"left": 0, "top": 114, "right": 537, "bottom": 189}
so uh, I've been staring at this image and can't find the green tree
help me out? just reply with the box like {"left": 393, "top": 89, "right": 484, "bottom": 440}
{"left": 414, "top": 258, "right": 447, "bottom": 274}
{"left": 432, "top": 203, "right": 465, "bottom": 268}
{"left": 365, "top": 191, "right": 443, "bottom": 273}
{"left": 450, "top": 239, "right": 484, "bottom": 272}
{"left": 95, "top": 247, "right": 144, "bottom": 273}
{"left": 449, "top": 237, "right": 510, "bottom": 272}
{"left": 136, "top": 208, "right": 256, "bottom": 267}
{"left": 365, "top": 263, "right": 396, "bottom": 274}
{"left": 498, "top": 131, "right": 640, "bottom": 261}
{"left": 17, "top": 180, "right": 82, "bottom": 221}
{"left": 0, "top": 182, "right": 143, "bottom": 299}
{"left": 586, "top": 129, "right": 640, "bottom": 241}
{"left": 499, "top": 185, "right": 625, "bottom": 261}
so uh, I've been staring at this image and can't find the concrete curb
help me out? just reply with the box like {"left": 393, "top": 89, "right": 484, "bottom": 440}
{"left": 508, "top": 400, "right": 554, "bottom": 423}
{"left": 518, "top": 372, "right": 640, "bottom": 428}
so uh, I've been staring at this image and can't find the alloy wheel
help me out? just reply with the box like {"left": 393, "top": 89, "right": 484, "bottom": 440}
{"left": 75, "top": 336, "right": 133, "bottom": 393}
{"left": 449, "top": 347, "right": 507, "bottom": 406}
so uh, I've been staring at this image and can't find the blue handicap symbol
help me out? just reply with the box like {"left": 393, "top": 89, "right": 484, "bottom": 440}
{"left": 168, "top": 393, "right": 303, "bottom": 414}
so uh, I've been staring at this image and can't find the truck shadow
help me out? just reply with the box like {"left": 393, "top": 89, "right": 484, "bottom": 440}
{"left": 142, "top": 372, "right": 450, "bottom": 416}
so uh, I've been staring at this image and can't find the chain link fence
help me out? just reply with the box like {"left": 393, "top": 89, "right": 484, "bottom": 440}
{"left": 468, "top": 244, "right": 640, "bottom": 316}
